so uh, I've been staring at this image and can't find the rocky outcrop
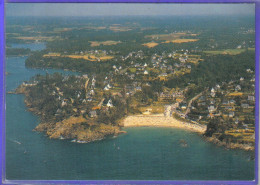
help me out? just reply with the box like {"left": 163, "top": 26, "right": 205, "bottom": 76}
{"left": 14, "top": 84, "right": 29, "bottom": 94}
{"left": 34, "top": 116, "right": 125, "bottom": 143}
{"left": 205, "top": 136, "right": 254, "bottom": 151}
{"left": 7, "top": 84, "right": 28, "bottom": 94}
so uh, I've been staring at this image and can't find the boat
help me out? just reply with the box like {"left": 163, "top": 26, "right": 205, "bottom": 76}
{"left": 179, "top": 139, "right": 188, "bottom": 147}
{"left": 13, "top": 140, "right": 21, "bottom": 145}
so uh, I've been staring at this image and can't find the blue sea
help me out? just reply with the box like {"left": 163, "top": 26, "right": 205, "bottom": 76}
{"left": 5, "top": 43, "right": 255, "bottom": 181}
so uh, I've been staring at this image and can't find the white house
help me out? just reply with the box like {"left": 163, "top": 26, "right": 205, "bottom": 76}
{"left": 61, "top": 100, "right": 67, "bottom": 107}
{"left": 208, "top": 105, "right": 215, "bottom": 113}
{"left": 235, "top": 85, "right": 241, "bottom": 91}
{"left": 107, "top": 99, "right": 113, "bottom": 107}
{"left": 104, "top": 86, "right": 110, "bottom": 91}
{"left": 90, "top": 89, "right": 95, "bottom": 96}
{"left": 144, "top": 70, "right": 149, "bottom": 75}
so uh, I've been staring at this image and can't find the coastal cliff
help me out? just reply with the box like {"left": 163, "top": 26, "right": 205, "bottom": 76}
{"left": 205, "top": 137, "right": 254, "bottom": 151}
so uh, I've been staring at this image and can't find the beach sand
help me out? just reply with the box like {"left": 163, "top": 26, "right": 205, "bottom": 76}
{"left": 122, "top": 114, "right": 206, "bottom": 133}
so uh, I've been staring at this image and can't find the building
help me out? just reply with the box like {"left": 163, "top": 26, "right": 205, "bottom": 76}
{"left": 159, "top": 92, "right": 173, "bottom": 101}
{"left": 229, "top": 112, "right": 235, "bottom": 118}
{"left": 208, "top": 105, "right": 215, "bottom": 113}
{"left": 235, "top": 85, "right": 241, "bottom": 91}
{"left": 82, "top": 74, "right": 88, "bottom": 79}
{"left": 241, "top": 103, "right": 249, "bottom": 109}
{"left": 89, "top": 110, "right": 97, "bottom": 118}
{"left": 248, "top": 95, "right": 255, "bottom": 101}
{"left": 135, "top": 86, "right": 142, "bottom": 91}
{"left": 143, "top": 108, "right": 152, "bottom": 115}
{"left": 107, "top": 99, "right": 113, "bottom": 107}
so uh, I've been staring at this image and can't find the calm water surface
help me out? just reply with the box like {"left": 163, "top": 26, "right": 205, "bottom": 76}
{"left": 11, "top": 43, "right": 46, "bottom": 51}
{"left": 5, "top": 43, "right": 255, "bottom": 180}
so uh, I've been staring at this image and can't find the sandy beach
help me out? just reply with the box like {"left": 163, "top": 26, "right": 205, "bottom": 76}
{"left": 122, "top": 114, "right": 207, "bottom": 133}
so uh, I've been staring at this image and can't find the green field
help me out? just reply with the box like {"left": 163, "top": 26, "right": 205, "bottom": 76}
{"left": 204, "top": 48, "right": 255, "bottom": 55}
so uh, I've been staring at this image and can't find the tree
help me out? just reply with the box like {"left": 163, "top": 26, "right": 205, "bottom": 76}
{"left": 204, "top": 118, "right": 219, "bottom": 137}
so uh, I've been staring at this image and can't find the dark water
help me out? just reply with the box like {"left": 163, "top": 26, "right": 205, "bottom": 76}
{"left": 5, "top": 43, "right": 255, "bottom": 181}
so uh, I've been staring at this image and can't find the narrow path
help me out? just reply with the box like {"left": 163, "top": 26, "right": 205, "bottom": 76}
{"left": 185, "top": 91, "right": 204, "bottom": 116}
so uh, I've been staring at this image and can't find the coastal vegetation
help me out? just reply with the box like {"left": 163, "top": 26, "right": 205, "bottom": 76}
{"left": 6, "top": 15, "right": 255, "bottom": 150}
{"left": 6, "top": 48, "right": 31, "bottom": 56}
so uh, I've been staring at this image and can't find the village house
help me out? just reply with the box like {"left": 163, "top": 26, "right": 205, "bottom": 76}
{"left": 89, "top": 89, "right": 95, "bottom": 96}
{"left": 143, "top": 108, "right": 152, "bottom": 115}
{"left": 55, "top": 108, "right": 62, "bottom": 115}
{"left": 107, "top": 99, "right": 113, "bottom": 107}
{"left": 235, "top": 85, "right": 241, "bottom": 91}
{"left": 61, "top": 99, "right": 67, "bottom": 107}
{"left": 208, "top": 113, "right": 214, "bottom": 119}
{"left": 104, "top": 86, "right": 110, "bottom": 91}
{"left": 210, "top": 88, "right": 216, "bottom": 97}
{"left": 135, "top": 86, "right": 142, "bottom": 91}
{"left": 198, "top": 101, "right": 206, "bottom": 106}
{"left": 225, "top": 106, "right": 234, "bottom": 111}
{"left": 159, "top": 92, "right": 173, "bottom": 101}
{"left": 246, "top": 69, "right": 253, "bottom": 73}
{"left": 248, "top": 95, "right": 255, "bottom": 101}
{"left": 241, "top": 103, "right": 249, "bottom": 109}
{"left": 82, "top": 74, "right": 88, "bottom": 79}
{"left": 222, "top": 100, "right": 229, "bottom": 105}
{"left": 229, "top": 112, "right": 235, "bottom": 118}
{"left": 89, "top": 110, "right": 97, "bottom": 118}
{"left": 144, "top": 70, "right": 149, "bottom": 75}
{"left": 158, "top": 73, "right": 168, "bottom": 81}
{"left": 167, "top": 65, "right": 173, "bottom": 70}
{"left": 208, "top": 105, "right": 215, "bottom": 113}
{"left": 250, "top": 78, "right": 255, "bottom": 82}
{"left": 235, "top": 117, "right": 239, "bottom": 124}
{"left": 229, "top": 99, "right": 236, "bottom": 104}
